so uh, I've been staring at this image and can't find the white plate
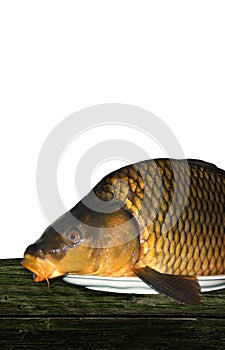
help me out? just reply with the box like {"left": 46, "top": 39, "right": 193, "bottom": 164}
{"left": 63, "top": 274, "right": 225, "bottom": 294}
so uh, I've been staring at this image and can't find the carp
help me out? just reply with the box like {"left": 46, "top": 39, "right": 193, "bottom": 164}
{"left": 22, "top": 159, "right": 225, "bottom": 305}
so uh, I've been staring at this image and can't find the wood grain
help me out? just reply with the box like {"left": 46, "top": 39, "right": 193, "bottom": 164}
{"left": 1, "top": 259, "right": 225, "bottom": 349}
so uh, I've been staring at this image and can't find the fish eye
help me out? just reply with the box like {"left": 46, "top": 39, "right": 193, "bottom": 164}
{"left": 66, "top": 230, "right": 80, "bottom": 245}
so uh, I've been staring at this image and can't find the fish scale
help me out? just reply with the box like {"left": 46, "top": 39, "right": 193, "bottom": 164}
{"left": 94, "top": 159, "right": 225, "bottom": 277}
{"left": 22, "top": 158, "right": 225, "bottom": 305}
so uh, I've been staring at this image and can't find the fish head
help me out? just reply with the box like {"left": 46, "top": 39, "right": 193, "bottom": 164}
{"left": 22, "top": 225, "right": 83, "bottom": 283}
{"left": 22, "top": 201, "right": 140, "bottom": 283}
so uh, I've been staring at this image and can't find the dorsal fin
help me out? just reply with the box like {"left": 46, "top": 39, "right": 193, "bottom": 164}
{"left": 187, "top": 159, "right": 218, "bottom": 170}
{"left": 187, "top": 159, "right": 225, "bottom": 176}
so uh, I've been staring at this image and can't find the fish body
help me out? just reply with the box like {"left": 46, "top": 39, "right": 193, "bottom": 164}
{"left": 22, "top": 159, "right": 225, "bottom": 305}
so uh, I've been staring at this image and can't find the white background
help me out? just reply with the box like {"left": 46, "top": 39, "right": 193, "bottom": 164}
{"left": 0, "top": 1, "right": 225, "bottom": 258}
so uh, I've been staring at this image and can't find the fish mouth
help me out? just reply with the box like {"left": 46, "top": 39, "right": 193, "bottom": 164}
{"left": 22, "top": 253, "right": 63, "bottom": 284}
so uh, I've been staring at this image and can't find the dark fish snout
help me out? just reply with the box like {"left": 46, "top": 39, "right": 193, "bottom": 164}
{"left": 24, "top": 231, "right": 68, "bottom": 261}
{"left": 24, "top": 243, "right": 46, "bottom": 259}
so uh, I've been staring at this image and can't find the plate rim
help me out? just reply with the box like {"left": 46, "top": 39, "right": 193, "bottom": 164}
{"left": 63, "top": 273, "right": 225, "bottom": 282}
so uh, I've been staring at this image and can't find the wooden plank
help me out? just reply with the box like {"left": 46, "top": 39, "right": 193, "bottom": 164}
{"left": 1, "top": 317, "right": 225, "bottom": 349}
{"left": 1, "top": 259, "right": 225, "bottom": 317}
{"left": 1, "top": 259, "right": 225, "bottom": 349}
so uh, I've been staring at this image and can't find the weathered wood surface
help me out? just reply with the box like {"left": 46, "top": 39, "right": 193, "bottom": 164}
{"left": 1, "top": 259, "right": 225, "bottom": 349}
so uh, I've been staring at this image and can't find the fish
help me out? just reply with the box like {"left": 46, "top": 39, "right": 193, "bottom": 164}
{"left": 22, "top": 158, "right": 225, "bottom": 306}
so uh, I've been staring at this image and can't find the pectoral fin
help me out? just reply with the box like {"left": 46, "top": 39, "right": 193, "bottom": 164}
{"left": 133, "top": 266, "right": 200, "bottom": 306}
